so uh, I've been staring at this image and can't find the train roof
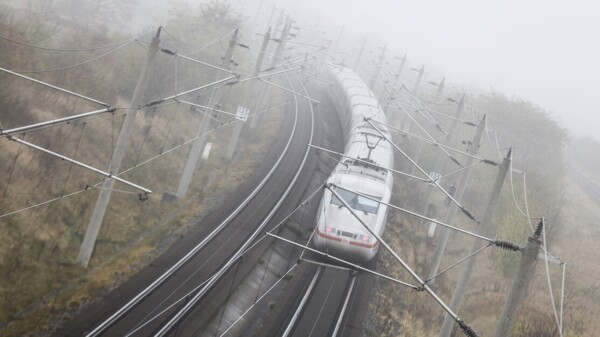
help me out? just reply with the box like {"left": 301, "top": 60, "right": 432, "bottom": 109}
{"left": 328, "top": 63, "right": 390, "bottom": 135}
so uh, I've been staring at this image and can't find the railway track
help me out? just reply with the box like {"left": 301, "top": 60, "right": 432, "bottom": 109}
{"left": 571, "top": 169, "right": 600, "bottom": 204}
{"left": 55, "top": 73, "right": 316, "bottom": 337}
{"left": 149, "top": 74, "right": 316, "bottom": 337}
{"left": 281, "top": 265, "right": 357, "bottom": 337}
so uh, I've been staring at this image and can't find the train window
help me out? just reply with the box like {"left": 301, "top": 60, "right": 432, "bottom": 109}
{"left": 330, "top": 188, "right": 381, "bottom": 214}
{"left": 330, "top": 188, "right": 355, "bottom": 207}
{"left": 356, "top": 195, "right": 380, "bottom": 213}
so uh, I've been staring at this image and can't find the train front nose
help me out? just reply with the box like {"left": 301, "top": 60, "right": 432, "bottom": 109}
{"left": 313, "top": 227, "right": 378, "bottom": 264}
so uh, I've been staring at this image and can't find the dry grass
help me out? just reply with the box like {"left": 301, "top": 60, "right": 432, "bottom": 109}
{"left": 0, "top": 93, "right": 285, "bottom": 336}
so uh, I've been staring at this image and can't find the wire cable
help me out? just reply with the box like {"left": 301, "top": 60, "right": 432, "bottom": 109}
{"left": 15, "top": 40, "right": 136, "bottom": 74}
{"left": 214, "top": 258, "right": 242, "bottom": 337}
{"left": 542, "top": 223, "right": 564, "bottom": 337}
{"left": 133, "top": 106, "right": 158, "bottom": 167}
{"left": 0, "top": 29, "right": 153, "bottom": 52}
{"left": 58, "top": 122, "right": 86, "bottom": 197}
{"left": 425, "top": 243, "right": 493, "bottom": 283}
{"left": 186, "top": 30, "right": 237, "bottom": 57}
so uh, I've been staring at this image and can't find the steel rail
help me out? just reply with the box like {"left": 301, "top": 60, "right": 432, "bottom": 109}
{"left": 281, "top": 267, "right": 323, "bottom": 337}
{"left": 331, "top": 275, "right": 356, "bottom": 337}
{"left": 84, "top": 75, "right": 304, "bottom": 337}
{"left": 153, "top": 73, "right": 315, "bottom": 336}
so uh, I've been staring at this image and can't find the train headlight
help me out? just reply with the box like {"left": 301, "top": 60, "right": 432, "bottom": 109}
{"left": 325, "top": 226, "right": 335, "bottom": 233}
{"left": 360, "top": 235, "right": 370, "bottom": 242}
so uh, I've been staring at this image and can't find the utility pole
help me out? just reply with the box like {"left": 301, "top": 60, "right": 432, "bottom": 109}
{"left": 400, "top": 64, "right": 425, "bottom": 132}
{"left": 408, "top": 76, "right": 446, "bottom": 177}
{"left": 412, "top": 65, "right": 425, "bottom": 97}
{"left": 226, "top": 27, "right": 271, "bottom": 159}
{"left": 353, "top": 34, "right": 368, "bottom": 72}
{"left": 493, "top": 220, "right": 544, "bottom": 337}
{"left": 251, "top": 19, "right": 290, "bottom": 129}
{"left": 76, "top": 27, "right": 162, "bottom": 268}
{"left": 175, "top": 29, "right": 238, "bottom": 198}
{"left": 383, "top": 54, "right": 406, "bottom": 114}
{"left": 436, "top": 77, "right": 446, "bottom": 94}
{"left": 264, "top": 5, "right": 277, "bottom": 32}
{"left": 270, "top": 18, "right": 290, "bottom": 68}
{"left": 427, "top": 114, "right": 486, "bottom": 281}
{"left": 438, "top": 147, "right": 512, "bottom": 337}
{"left": 420, "top": 95, "right": 465, "bottom": 226}
{"left": 369, "top": 44, "right": 387, "bottom": 90}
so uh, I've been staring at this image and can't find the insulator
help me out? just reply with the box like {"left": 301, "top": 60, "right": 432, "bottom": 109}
{"left": 458, "top": 320, "right": 479, "bottom": 337}
{"left": 534, "top": 219, "right": 544, "bottom": 237}
{"left": 461, "top": 208, "right": 477, "bottom": 222}
{"left": 495, "top": 240, "right": 521, "bottom": 251}
{"left": 160, "top": 48, "right": 176, "bottom": 56}
{"left": 145, "top": 99, "right": 165, "bottom": 107}
{"left": 482, "top": 159, "right": 499, "bottom": 166}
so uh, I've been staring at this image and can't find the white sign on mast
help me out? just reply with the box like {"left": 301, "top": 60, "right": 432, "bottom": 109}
{"left": 235, "top": 106, "right": 250, "bottom": 122}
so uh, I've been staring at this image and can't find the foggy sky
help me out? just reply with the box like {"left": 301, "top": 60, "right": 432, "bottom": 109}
{"left": 140, "top": 0, "right": 600, "bottom": 142}
{"left": 276, "top": 0, "right": 600, "bottom": 142}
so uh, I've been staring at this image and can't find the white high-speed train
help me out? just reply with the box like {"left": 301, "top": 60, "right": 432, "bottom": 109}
{"left": 313, "top": 63, "right": 394, "bottom": 263}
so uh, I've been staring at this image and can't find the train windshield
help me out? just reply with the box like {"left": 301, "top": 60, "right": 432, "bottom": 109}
{"left": 330, "top": 188, "right": 381, "bottom": 214}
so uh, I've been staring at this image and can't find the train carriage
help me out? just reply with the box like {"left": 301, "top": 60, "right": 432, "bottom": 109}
{"left": 313, "top": 63, "right": 394, "bottom": 263}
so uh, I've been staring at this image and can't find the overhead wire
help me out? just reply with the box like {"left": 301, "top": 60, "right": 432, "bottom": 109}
{"left": 375, "top": 118, "right": 481, "bottom": 164}
{"left": 391, "top": 100, "right": 461, "bottom": 165}
{"left": 58, "top": 122, "right": 86, "bottom": 198}
{"left": 542, "top": 222, "right": 564, "bottom": 337}
{"left": 133, "top": 106, "right": 158, "bottom": 167}
{"left": 186, "top": 29, "right": 237, "bottom": 57}
{"left": 440, "top": 159, "right": 485, "bottom": 181}
{"left": 3, "top": 20, "right": 569, "bottom": 335}
{"left": 214, "top": 258, "right": 243, "bottom": 337}
{"left": 0, "top": 29, "right": 153, "bottom": 52}
{"left": 392, "top": 91, "right": 470, "bottom": 126}
{"left": 425, "top": 243, "right": 493, "bottom": 283}
{"left": 0, "top": 99, "right": 275, "bottom": 219}
{"left": 15, "top": 39, "right": 137, "bottom": 74}
{"left": 0, "top": 29, "right": 256, "bottom": 218}
{"left": 516, "top": 164, "right": 565, "bottom": 337}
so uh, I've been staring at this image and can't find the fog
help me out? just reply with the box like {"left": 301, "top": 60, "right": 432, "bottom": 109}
{"left": 7, "top": 0, "right": 599, "bottom": 140}
{"left": 285, "top": 0, "right": 598, "bottom": 141}
{"left": 136, "top": 0, "right": 599, "bottom": 141}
